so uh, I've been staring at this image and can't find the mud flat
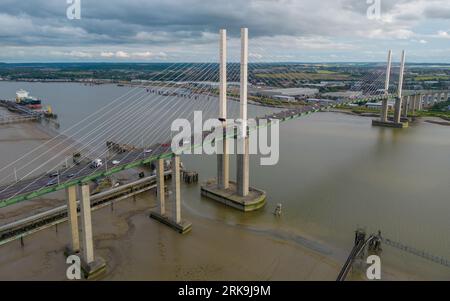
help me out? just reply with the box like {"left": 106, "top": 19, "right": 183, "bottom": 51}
{"left": 0, "top": 185, "right": 427, "bottom": 281}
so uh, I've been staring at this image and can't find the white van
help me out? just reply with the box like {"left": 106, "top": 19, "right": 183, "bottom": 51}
{"left": 90, "top": 159, "right": 103, "bottom": 168}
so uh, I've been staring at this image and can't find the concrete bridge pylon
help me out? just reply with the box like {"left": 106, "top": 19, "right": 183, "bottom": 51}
{"left": 201, "top": 28, "right": 266, "bottom": 212}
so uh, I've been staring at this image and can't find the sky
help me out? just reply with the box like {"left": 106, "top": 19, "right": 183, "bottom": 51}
{"left": 0, "top": 0, "right": 449, "bottom": 63}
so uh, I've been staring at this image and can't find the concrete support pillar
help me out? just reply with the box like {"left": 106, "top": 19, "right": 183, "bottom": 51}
{"left": 445, "top": 93, "right": 449, "bottom": 102}
{"left": 156, "top": 158, "right": 165, "bottom": 215}
{"left": 394, "top": 98, "right": 403, "bottom": 123}
{"left": 411, "top": 95, "right": 417, "bottom": 114}
{"left": 79, "top": 184, "right": 94, "bottom": 265}
{"left": 66, "top": 186, "right": 80, "bottom": 254}
{"left": 150, "top": 156, "right": 191, "bottom": 234}
{"left": 381, "top": 50, "right": 392, "bottom": 122}
{"left": 402, "top": 96, "right": 409, "bottom": 117}
{"left": 394, "top": 50, "right": 406, "bottom": 124}
{"left": 217, "top": 29, "right": 229, "bottom": 190}
{"left": 237, "top": 28, "right": 249, "bottom": 197}
{"left": 172, "top": 156, "right": 181, "bottom": 224}
{"left": 237, "top": 137, "right": 249, "bottom": 197}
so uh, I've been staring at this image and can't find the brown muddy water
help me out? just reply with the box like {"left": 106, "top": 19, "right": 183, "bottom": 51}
{"left": 0, "top": 82, "right": 450, "bottom": 280}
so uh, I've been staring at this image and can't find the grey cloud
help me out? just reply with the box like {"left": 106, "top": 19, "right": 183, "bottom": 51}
{"left": 0, "top": 0, "right": 448, "bottom": 62}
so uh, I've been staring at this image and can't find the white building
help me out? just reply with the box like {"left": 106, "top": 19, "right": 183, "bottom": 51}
{"left": 273, "top": 95, "right": 296, "bottom": 102}
{"left": 322, "top": 91, "right": 363, "bottom": 99}
{"left": 365, "top": 101, "right": 395, "bottom": 110}
{"left": 260, "top": 87, "right": 319, "bottom": 98}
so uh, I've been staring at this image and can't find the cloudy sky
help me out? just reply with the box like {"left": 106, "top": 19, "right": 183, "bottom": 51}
{"left": 0, "top": 0, "right": 449, "bottom": 63}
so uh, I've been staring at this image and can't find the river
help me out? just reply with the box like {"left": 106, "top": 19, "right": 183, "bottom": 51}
{"left": 0, "top": 81, "right": 449, "bottom": 280}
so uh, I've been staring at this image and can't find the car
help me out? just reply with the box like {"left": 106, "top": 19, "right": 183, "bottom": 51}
{"left": 49, "top": 171, "right": 59, "bottom": 178}
{"left": 66, "top": 174, "right": 75, "bottom": 179}
{"left": 90, "top": 159, "right": 103, "bottom": 168}
{"left": 46, "top": 179, "right": 58, "bottom": 187}
{"left": 144, "top": 149, "right": 152, "bottom": 154}
{"left": 112, "top": 160, "right": 121, "bottom": 165}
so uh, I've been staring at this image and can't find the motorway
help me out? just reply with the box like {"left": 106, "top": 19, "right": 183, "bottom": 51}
{"left": 0, "top": 142, "right": 174, "bottom": 207}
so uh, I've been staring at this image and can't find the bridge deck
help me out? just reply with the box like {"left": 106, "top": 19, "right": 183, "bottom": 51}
{"left": 0, "top": 92, "right": 442, "bottom": 208}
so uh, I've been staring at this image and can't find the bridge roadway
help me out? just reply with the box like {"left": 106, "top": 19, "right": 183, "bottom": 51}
{"left": 0, "top": 93, "right": 401, "bottom": 208}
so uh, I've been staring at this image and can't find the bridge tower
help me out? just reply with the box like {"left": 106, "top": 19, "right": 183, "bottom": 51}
{"left": 373, "top": 50, "right": 408, "bottom": 128}
{"left": 393, "top": 50, "right": 408, "bottom": 127}
{"left": 380, "top": 49, "right": 392, "bottom": 122}
{"left": 237, "top": 27, "right": 250, "bottom": 197}
{"left": 201, "top": 28, "right": 266, "bottom": 212}
{"left": 217, "top": 29, "right": 229, "bottom": 190}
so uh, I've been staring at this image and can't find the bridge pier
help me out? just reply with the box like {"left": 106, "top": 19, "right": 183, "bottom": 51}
{"left": 64, "top": 186, "right": 80, "bottom": 255}
{"left": 418, "top": 94, "right": 423, "bottom": 110}
{"left": 237, "top": 136, "right": 249, "bottom": 197}
{"left": 156, "top": 158, "right": 166, "bottom": 216}
{"left": 402, "top": 96, "right": 409, "bottom": 118}
{"left": 411, "top": 95, "right": 417, "bottom": 115}
{"left": 201, "top": 28, "right": 266, "bottom": 212}
{"left": 427, "top": 94, "right": 433, "bottom": 107}
{"left": 150, "top": 156, "right": 192, "bottom": 234}
{"left": 78, "top": 184, "right": 106, "bottom": 279}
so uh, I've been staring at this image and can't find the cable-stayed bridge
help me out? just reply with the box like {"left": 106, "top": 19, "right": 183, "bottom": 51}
{"left": 0, "top": 28, "right": 448, "bottom": 278}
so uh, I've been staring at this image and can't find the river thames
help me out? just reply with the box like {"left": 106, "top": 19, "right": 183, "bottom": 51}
{"left": 0, "top": 81, "right": 449, "bottom": 280}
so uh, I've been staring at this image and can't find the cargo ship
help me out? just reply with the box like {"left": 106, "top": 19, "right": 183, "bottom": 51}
{"left": 15, "top": 89, "right": 43, "bottom": 109}
{"left": 15, "top": 90, "right": 54, "bottom": 116}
